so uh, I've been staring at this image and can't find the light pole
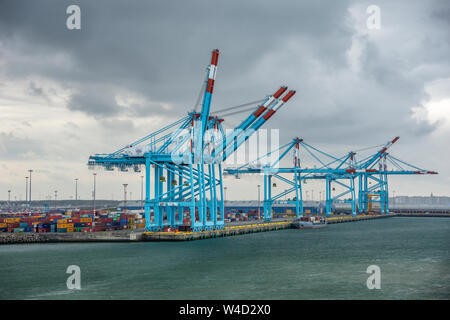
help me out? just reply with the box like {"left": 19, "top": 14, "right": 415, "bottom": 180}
{"left": 28, "top": 169, "right": 33, "bottom": 209}
{"left": 93, "top": 173, "right": 97, "bottom": 214}
{"left": 392, "top": 190, "right": 396, "bottom": 209}
{"left": 140, "top": 175, "right": 144, "bottom": 211}
{"left": 54, "top": 190, "right": 58, "bottom": 209}
{"left": 257, "top": 184, "right": 261, "bottom": 219}
{"left": 75, "top": 178, "right": 78, "bottom": 201}
{"left": 25, "top": 177, "right": 29, "bottom": 204}
{"left": 224, "top": 186, "right": 227, "bottom": 203}
{"left": 8, "top": 190, "right": 11, "bottom": 212}
{"left": 123, "top": 184, "right": 128, "bottom": 214}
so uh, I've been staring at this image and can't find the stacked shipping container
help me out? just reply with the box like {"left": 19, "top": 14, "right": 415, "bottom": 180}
{"left": 0, "top": 205, "right": 315, "bottom": 233}
{"left": 0, "top": 210, "right": 146, "bottom": 233}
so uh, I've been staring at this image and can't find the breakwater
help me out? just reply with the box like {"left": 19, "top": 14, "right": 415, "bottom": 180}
{"left": 0, "top": 229, "right": 143, "bottom": 244}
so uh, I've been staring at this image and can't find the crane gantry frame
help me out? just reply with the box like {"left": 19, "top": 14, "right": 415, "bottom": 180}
{"left": 88, "top": 49, "right": 296, "bottom": 231}
{"left": 225, "top": 137, "right": 437, "bottom": 219}
{"left": 87, "top": 49, "right": 436, "bottom": 228}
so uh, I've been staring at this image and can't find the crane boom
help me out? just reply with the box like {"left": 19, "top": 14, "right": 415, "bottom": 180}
{"left": 359, "top": 136, "right": 399, "bottom": 169}
{"left": 211, "top": 86, "right": 287, "bottom": 159}
{"left": 196, "top": 49, "right": 219, "bottom": 155}
{"left": 220, "top": 90, "right": 296, "bottom": 161}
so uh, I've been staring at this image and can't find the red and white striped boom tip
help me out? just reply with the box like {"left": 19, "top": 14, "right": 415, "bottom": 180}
{"left": 206, "top": 49, "right": 219, "bottom": 94}
{"left": 210, "top": 49, "right": 219, "bottom": 66}
{"left": 380, "top": 136, "right": 400, "bottom": 154}
{"left": 252, "top": 86, "right": 287, "bottom": 118}
{"left": 262, "top": 89, "right": 296, "bottom": 120}
{"left": 273, "top": 86, "right": 288, "bottom": 98}
{"left": 282, "top": 90, "right": 296, "bottom": 102}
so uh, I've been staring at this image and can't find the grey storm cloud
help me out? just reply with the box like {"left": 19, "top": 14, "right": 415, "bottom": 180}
{"left": 0, "top": 132, "right": 45, "bottom": 160}
{"left": 27, "top": 81, "right": 45, "bottom": 97}
{"left": 0, "top": 0, "right": 353, "bottom": 113}
{"left": 0, "top": 0, "right": 449, "bottom": 145}
{"left": 67, "top": 87, "right": 121, "bottom": 116}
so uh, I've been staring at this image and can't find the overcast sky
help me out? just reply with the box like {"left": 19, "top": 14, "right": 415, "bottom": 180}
{"left": 0, "top": 0, "right": 449, "bottom": 201}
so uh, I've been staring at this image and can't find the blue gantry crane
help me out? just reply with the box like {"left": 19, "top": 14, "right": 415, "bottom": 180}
{"left": 350, "top": 137, "right": 438, "bottom": 214}
{"left": 225, "top": 136, "right": 437, "bottom": 219}
{"left": 88, "top": 49, "right": 433, "bottom": 226}
{"left": 88, "top": 49, "right": 296, "bottom": 231}
{"left": 225, "top": 137, "right": 354, "bottom": 219}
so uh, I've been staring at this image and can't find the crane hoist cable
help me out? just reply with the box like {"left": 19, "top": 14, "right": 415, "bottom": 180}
{"left": 211, "top": 99, "right": 265, "bottom": 115}
{"left": 217, "top": 106, "right": 262, "bottom": 117}
{"left": 353, "top": 144, "right": 384, "bottom": 153}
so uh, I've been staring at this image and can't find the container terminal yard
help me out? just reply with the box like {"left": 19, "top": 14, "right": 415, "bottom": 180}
{"left": 0, "top": 49, "right": 444, "bottom": 244}
{"left": 1, "top": 199, "right": 448, "bottom": 244}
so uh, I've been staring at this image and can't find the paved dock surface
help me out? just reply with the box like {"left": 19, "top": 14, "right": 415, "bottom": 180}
{"left": 142, "top": 220, "right": 294, "bottom": 241}
{"left": 141, "top": 214, "right": 394, "bottom": 241}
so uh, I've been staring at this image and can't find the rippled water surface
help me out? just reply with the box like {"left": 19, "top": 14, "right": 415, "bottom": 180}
{"left": 0, "top": 217, "right": 449, "bottom": 299}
